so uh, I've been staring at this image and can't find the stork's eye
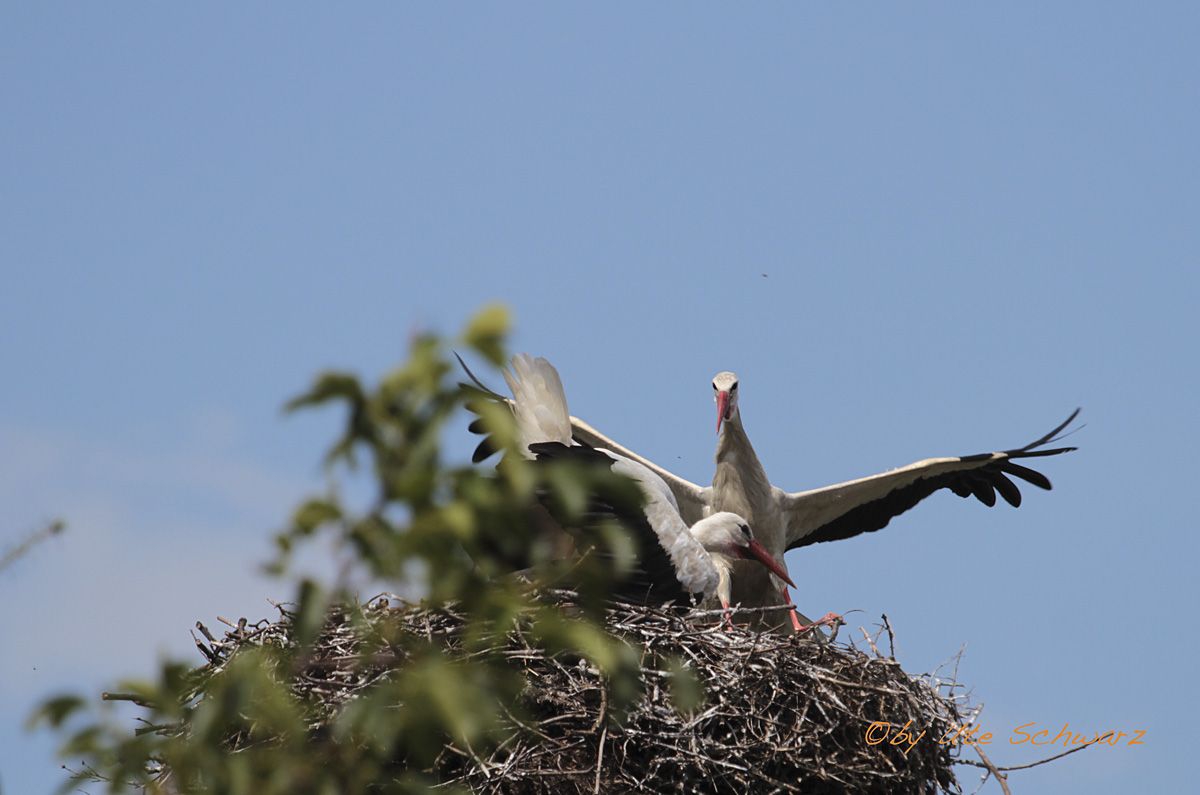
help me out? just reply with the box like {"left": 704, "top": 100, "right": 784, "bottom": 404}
{"left": 731, "top": 382, "right": 738, "bottom": 391}
{"left": 739, "top": 524, "right": 751, "bottom": 538}
{"left": 712, "top": 381, "right": 718, "bottom": 390}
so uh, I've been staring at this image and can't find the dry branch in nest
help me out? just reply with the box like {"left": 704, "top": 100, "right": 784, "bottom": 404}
{"left": 188, "top": 596, "right": 966, "bottom": 794}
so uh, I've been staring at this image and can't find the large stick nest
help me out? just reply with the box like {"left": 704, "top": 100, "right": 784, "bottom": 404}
{"left": 194, "top": 597, "right": 964, "bottom": 794}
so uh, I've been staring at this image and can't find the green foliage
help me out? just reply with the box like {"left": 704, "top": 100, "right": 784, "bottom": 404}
{"left": 30, "top": 306, "right": 656, "bottom": 794}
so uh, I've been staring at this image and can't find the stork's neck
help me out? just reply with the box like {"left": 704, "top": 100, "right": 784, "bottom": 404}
{"left": 716, "top": 415, "right": 767, "bottom": 475}
{"left": 712, "top": 415, "right": 773, "bottom": 519}
{"left": 708, "top": 551, "right": 735, "bottom": 607}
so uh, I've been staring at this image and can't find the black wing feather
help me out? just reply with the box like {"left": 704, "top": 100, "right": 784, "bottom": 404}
{"left": 992, "top": 472, "right": 1022, "bottom": 508}
{"left": 526, "top": 441, "right": 691, "bottom": 605}
{"left": 788, "top": 410, "right": 1080, "bottom": 550}
{"left": 471, "top": 438, "right": 497, "bottom": 465}
{"left": 998, "top": 461, "right": 1053, "bottom": 490}
{"left": 456, "top": 353, "right": 511, "bottom": 464}
{"left": 966, "top": 476, "right": 997, "bottom": 507}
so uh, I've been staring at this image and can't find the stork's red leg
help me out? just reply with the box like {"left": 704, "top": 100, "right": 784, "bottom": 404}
{"left": 796, "top": 611, "right": 844, "bottom": 634}
{"left": 782, "top": 586, "right": 803, "bottom": 632}
{"left": 721, "top": 599, "right": 735, "bottom": 629}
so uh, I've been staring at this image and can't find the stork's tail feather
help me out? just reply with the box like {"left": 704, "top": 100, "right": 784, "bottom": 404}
{"left": 504, "top": 354, "right": 573, "bottom": 447}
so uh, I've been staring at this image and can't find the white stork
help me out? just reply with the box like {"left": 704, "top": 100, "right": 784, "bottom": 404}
{"left": 472, "top": 354, "right": 796, "bottom": 613}
{"left": 467, "top": 358, "right": 1079, "bottom": 631}
{"left": 577, "top": 372, "right": 1079, "bottom": 629}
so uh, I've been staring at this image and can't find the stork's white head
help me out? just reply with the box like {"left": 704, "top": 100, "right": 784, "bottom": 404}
{"left": 689, "top": 512, "right": 795, "bottom": 605}
{"left": 712, "top": 371, "right": 740, "bottom": 434}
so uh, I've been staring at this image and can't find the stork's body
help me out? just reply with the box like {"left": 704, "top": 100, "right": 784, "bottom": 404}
{"left": 471, "top": 354, "right": 794, "bottom": 609}
{"left": 711, "top": 408, "right": 791, "bottom": 614}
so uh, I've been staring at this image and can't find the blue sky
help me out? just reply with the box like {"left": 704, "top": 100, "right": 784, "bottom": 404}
{"left": 2, "top": 4, "right": 1196, "bottom": 792}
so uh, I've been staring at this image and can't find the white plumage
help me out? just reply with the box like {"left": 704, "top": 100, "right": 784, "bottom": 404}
{"left": 483, "top": 355, "right": 794, "bottom": 606}
{"left": 503, "top": 354, "right": 573, "bottom": 454}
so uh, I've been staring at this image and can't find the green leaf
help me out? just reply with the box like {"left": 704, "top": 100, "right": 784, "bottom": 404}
{"left": 284, "top": 371, "right": 364, "bottom": 413}
{"left": 596, "top": 520, "right": 639, "bottom": 576}
{"left": 461, "top": 304, "right": 510, "bottom": 366}
{"left": 294, "top": 578, "right": 330, "bottom": 649}
{"left": 61, "top": 725, "right": 103, "bottom": 756}
{"left": 543, "top": 464, "right": 590, "bottom": 520}
{"left": 440, "top": 501, "right": 476, "bottom": 540}
{"left": 291, "top": 498, "right": 342, "bottom": 536}
{"left": 666, "top": 657, "right": 705, "bottom": 713}
{"left": 25, "top": 695, "right": 85, "bottom": 729}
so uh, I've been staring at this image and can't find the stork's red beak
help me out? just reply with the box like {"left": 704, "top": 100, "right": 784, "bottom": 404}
{"left": 740, "top": 539, "right": 796, "bottom": 588}
{"left": 716, "top": 391, "right": 730, "bottom": 434}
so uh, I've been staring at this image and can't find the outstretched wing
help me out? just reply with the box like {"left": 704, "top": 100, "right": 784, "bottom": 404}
{"left": 457, "top": 353, "right": 711, "bottom": 524}
{"left": 567, "top": 416, "right": 711, "bottom": 524}
{"left": 781, "top": 409, "right": 1081, "bottom": 550}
